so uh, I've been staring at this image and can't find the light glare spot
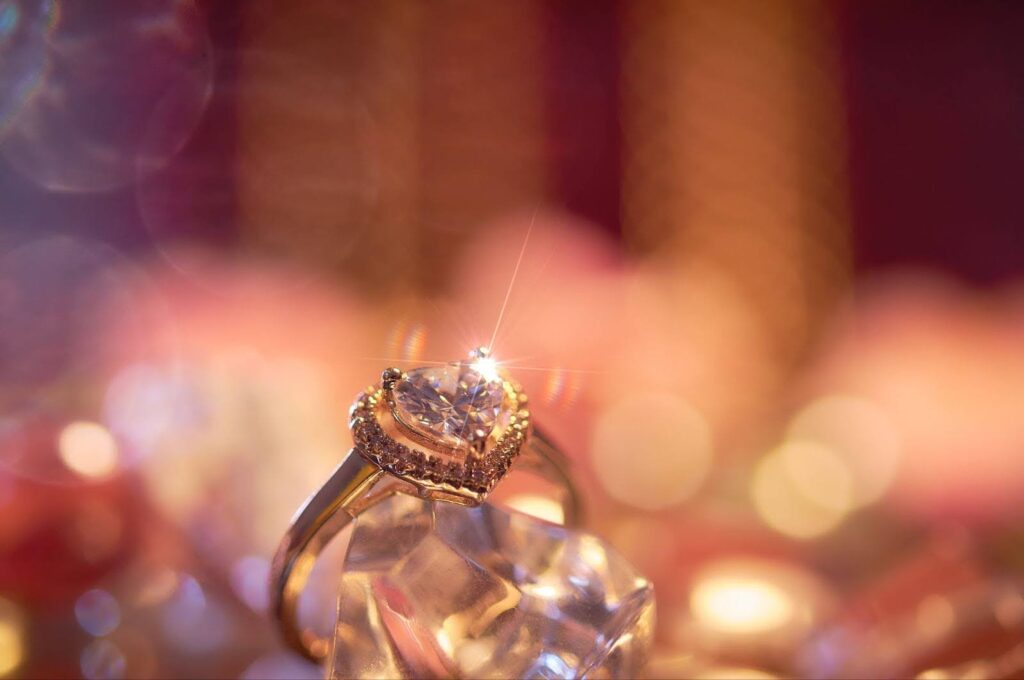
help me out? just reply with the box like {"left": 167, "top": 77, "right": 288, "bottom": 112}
{"left": 472, "top": 356, "right": 501, "bottom": 383}
{"left": 691, "top": 576, "right": 794, "bottom": 635}
{"left": 59, "top": 421, "right": 119, "bottom": 479}
{"left": 0, "top": 597, "right": 24, "bottom": 677}
{"left": 916, "top": 671, "right": 953, "bottom": 680}
{"left": 577, "top": 536, "right": 609, "bottom": 571}
{"left": 993, "top": 589, "right": 1024, "bottom": 628}
{"left": 504, "top": 494, "right": 565, "bottom": 525}
{"left": 686, "top": 559, "right": 828, "bottom": 648}
{"left": 455, "top": 639, "right": 497, "bottom": 676}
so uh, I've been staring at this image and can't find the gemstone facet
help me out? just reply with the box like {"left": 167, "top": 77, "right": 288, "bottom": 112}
{"left": 392, "top": 362, "right": 506, "bottom": 449}
{"left": 328, "top": 495, "right": 655, "bottom": 679}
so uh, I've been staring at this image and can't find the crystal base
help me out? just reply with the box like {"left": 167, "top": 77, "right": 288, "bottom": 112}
{"left": 327, "top": 495, "right": 654, "bottom": 679}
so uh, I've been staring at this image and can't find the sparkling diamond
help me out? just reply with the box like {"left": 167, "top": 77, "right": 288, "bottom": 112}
{"left": 392, "top": 363, "right": 506, "bottom": 449}
{"left": 328, "top": 495, "right": 655, "bottom": 679}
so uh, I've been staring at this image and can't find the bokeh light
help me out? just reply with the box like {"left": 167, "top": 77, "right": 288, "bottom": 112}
{"left": 131, "top": 567, "right": 179, "bottom": 608}
{"left": 74, "top": 589, "right": 121, "bottom": 637}
{"left": 1, "top": 2, "right": 1023, "bottom": 677}
{"left": 787, "top": 394, "right": 901, "bottom": 507}
{"left": 58, "top": 422, "right": 119, "bottom": 479}
{"left": 751, "top": 443, "right": 853, "bottom": 540}
{"left": 779, "top": 441, "right": 853, "bottom": 514}
{"left": 915, "top": 594, "right": 956, "bottom": 642}
{"left": 103, "top": 364, "right": 200, "bottom": 462}
{"left": 682, "top": 558, "right": 832, "bottom": 657}
{"left": 691, "top": 574, "right": 795, "bottom": 636}
{"left": 800, "top": 275, "right": 1024, "bottom": 520}
{"left": 592, "top": 392, "right": 713, "bottom": 511}
{"left": 505, "top": 493, "right": 566, "bottom": 525}
{"left": 0, "top": 597, "right": 24, "bottom": 677}
{"left": 1, "top": 0, "right": 212, "bottom": 192}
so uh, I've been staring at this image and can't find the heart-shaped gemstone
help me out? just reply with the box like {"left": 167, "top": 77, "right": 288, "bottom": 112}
{"left": 391, "top": 362, "right": 506, "bottom": 450}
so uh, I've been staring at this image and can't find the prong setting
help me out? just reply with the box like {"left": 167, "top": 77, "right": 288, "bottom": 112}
{"left": 381, "top": 367, "right": 403, "bottom": 390}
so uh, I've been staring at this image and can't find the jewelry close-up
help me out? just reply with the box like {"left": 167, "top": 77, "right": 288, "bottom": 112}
{"left": 270, "top": 348, "right": 653, "bottom": 677}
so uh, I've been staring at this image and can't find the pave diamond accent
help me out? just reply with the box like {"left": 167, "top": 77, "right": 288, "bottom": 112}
{"left": 392, "top": 363, "right": 506, "bottom": 449}
{"left": 350, "top": 387, "right": 528, "bottom": 496}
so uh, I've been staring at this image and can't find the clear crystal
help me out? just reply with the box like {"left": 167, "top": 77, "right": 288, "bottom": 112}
{"left": 392, "top": 363, "right": 506, "bottom": 449}
{"left": 328, "top": 495, "right": 655, "bottom": 679}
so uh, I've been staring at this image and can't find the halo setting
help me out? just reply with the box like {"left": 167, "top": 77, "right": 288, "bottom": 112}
{"left": 349, "top": 349, "right": 530, "bottom": 503}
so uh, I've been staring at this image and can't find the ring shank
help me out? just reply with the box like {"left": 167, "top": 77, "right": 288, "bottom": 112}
{"left": 269, "top": 429, "right": 579, "bottom": 662}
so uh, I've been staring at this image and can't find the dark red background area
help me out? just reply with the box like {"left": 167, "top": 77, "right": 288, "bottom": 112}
{"left": 3, "top": 1, "right": 1023, "bottom": 284}
{"left": 838, "top": 0, "right": 1024, "bottom": 283}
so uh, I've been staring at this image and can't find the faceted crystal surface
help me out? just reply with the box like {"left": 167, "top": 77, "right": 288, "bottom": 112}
{"left": 328, "top": 495, "right": 655, "bottom": 679}
{"left": 392, "top": 363, "right": 506, "bottom": 448}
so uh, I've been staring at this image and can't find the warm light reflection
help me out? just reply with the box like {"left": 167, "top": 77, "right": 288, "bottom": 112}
{"left": 542, "top": 368, "right": 582, "bottom": 411}
{"left": 578, "top": 536, "right": 610, "bottom": 572}
{"left": 685, "top": 558, "right": 829, "bottom": 653}
{"left": 455, "top": 638, "right": 498, "bottom": 677}
{"left": 916, "top": 671, "right": 954, "bottom": 680}
{"left": 104, "top": 364, "right": 191, "bottom": 459}
{"left": 58, "top": 421, "right": 119, "bottom": 479}
{"left": 592, "top": 393, "right": 713, "bottom": 510}
{"left": 133, "top": 567, "right": 180, "bottom": 607}
{"left": 387, "top": 320, "right": 428, "bottom": 363}
{"left": 0, "top": 597, "right": 24, "bottom": 677}
{"left": 7, "top": 1, "right": 1014, "bottom": 675}
{"left": 505, "top": 494, "right": 565, "bottom": 525}
{"left": 691, "top": 575, "right": 795, "bottom": 635}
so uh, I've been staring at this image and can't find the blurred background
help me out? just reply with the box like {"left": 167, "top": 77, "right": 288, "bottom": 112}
{"left": 2, "top": 1, "right": 1024, "bottom": 678}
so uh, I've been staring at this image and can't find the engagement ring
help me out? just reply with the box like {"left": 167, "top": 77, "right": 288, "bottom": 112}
{"left": 270, "top": 348, "right": 581, "bottom": 661}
